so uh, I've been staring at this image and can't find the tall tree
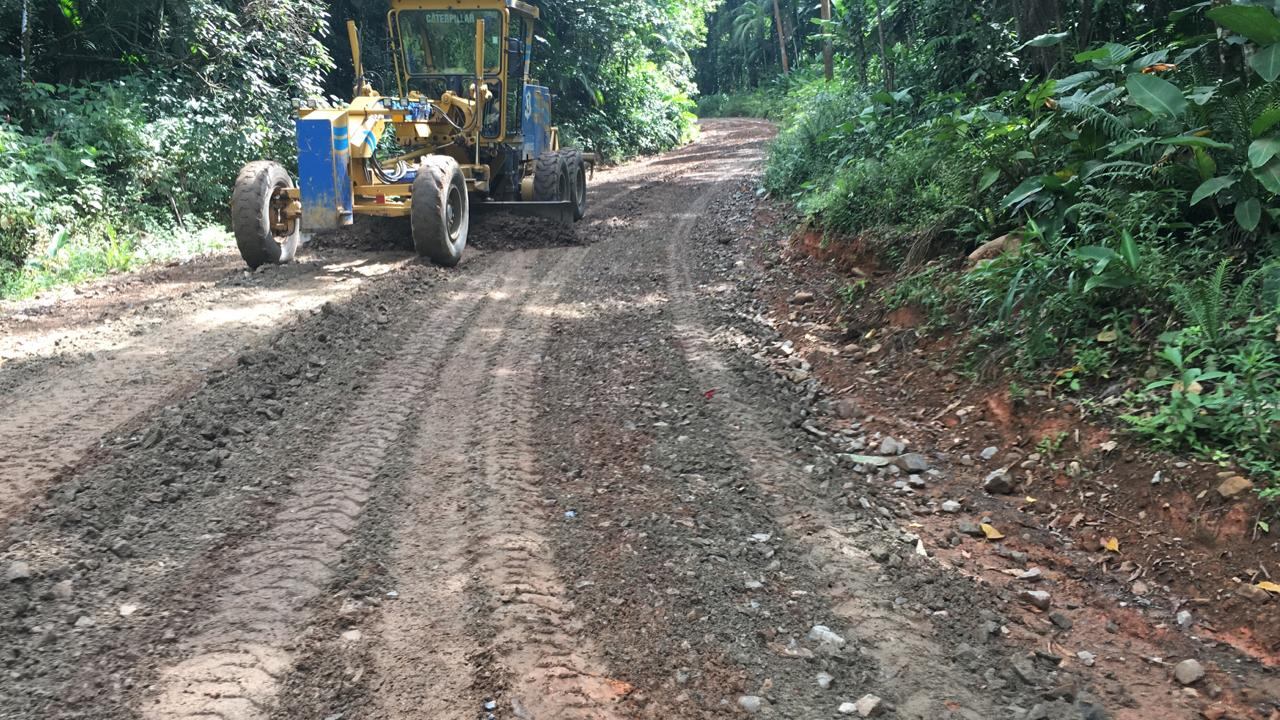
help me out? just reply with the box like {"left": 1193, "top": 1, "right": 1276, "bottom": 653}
{"left": 821, "top": 0, "right": 832, "bottom": 81}
{"left": 771, "top": 0, "right": 790, "bottom": 74}
{"left": 875, "top": 0, "right": 893, "bottom": 90}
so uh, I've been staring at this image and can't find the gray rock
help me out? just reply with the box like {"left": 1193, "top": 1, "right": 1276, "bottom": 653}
{"left": 958, "top": 522, "right": 985, "bottom": 537}
{"left": 5, "top": 561, "right": 31, "bottom": 583}
{"left": 1049, "top": 612, "right": 1073, "bottom": 631}
{"left": 790, "top": 291, "right": 816, "bottom": 305}
{"left": 738, "top": 695, "right": 763, "bottom": 713}
{"left": 816, "top": 672, "right": 834, "bottom": 689}
{"left": 1019, "top": 590, "right": 1052, "bottom": 610}
{"left": 51, "top": 580, "right": 73, "bottom": 600}
{"left": 980, "top": 446, "right": 999, "bottom": 461}
{"left": 940, "top": 500, "right": 962, "bottom": 513}
{"left": 835, "top": 399, "right": 862, "bottom": 419}
{"left": 1176, "top": 609, "right": 1193, "bottom": 628}
{"left": 893, "top": 453, "right": 929, "bottom": 474}
{"left": 1173, "top": 658, "right": 1204, "bottom": 685}
{"left": 854, "top": 694, "right": 884, "bottom": 717}
{"left": 838, "top": 702, "right": 858, "bottom": 715}
{"left": 110, "top": 539, "right": 135, "bottom": 558}
{"left": 1011, "top": 657, "right": 1041, "bottom": 686}
{"left": 1017, "top": 568, "right": 1043, "bottom": 582}
{"left": 878, "top": 437, "right": 906, "bottom": 455}
{"left": 983, "top": 468, "right": 1017, "bottom": 494}
{"left": 954, "top": 643, "right": 981, "bottom": 662}
{"left": 1023, "top": 704, "right": 1050, "bottom": 720}
{"left": 1077, "top": 650, "right": 1096, "bottom": 667}
{"left": 808, "top": 624, "right": 847, "bottom": 648}
{"left": 847, "top": 454, "right": 892, "bottom": 468}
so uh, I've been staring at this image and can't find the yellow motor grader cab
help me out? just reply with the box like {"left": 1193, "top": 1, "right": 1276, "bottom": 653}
{"left": 230, "top": 0, "right": 589, "bottom": 268}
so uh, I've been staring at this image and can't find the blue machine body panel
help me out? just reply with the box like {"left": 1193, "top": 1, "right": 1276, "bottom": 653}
{"left": 296, "top": 110, "right": 354, "bottom": 233}
{"left": 521, "top": 85, "right": 552, "bottom": 160}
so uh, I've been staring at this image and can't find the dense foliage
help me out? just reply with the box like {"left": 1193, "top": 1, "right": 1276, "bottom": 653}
{"left": 702, "top": 1, "right": 1280, "bottom": 496}
{"left": 0, "top": 0, "right": 711, "bottom": 296}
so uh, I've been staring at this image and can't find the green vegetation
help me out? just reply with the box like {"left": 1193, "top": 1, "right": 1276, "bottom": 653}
{"left": 695, "top": 0, "right": 1280, "bottom": 497}
{"left": 0, "top": 0, "right": 712, "bottom": 298}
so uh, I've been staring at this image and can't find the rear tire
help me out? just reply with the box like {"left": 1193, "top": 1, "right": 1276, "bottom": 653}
{"left": 534, "top": 151, "right": 569, "bottom": 202}
{"left": 232, "top": 161, "right": 300, "bottom": 269}
{"left": 560, "top": 149, "right": 588, "bottom": 221}
{"left": 411, "top": 156, "right": 469, "bottom": 267}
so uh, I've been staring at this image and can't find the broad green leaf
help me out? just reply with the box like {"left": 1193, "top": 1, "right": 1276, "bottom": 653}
{"left": 1206, "top": 5, "right": 1280, "bottom": 45}
{"left": 1187, "top": 85, "right": 1218, "bottom": 106}
{"left": 1254, "top": 158, "right": 1280, "bottom": 194}
{"left": 1171, "top": 2, "right": 1211, "bottom": 23}
{"left": 1134, "top": 49, "right": 1171, "bottom": 69}
{"left": 1249, "top": 137, "right": 1280, "bottom": 167}
{"left": 1156, "top": 135, "right": 1234, "bottom": 150}
{"left": 1236, "top": 197, "right": 1262, "bottom": 231}
{"left": 1012, "top": 150, "right": 1036, "bottom": 161}
{"left": 1126, "top": 74, "right": 1187, "bottom": 117}
{"left": 1076, "top": 43, "right": 1136, "bottom": 69}
{"left": 1252, "top": 108, "right": 1280, "bottom": 137}
{"left": 1002, "top": 176, "right": 1046, "bottom": 208}
{"left": 1108, "top": 138, "right": 1155, "bottom": 157}
{"left": 1194, "top": 148, "right": 1218, "bottom": 180}
{"left": 1075, "top": 245, "right": 1118, "bottom": 263}
{"left": 1054, "top": 71, "right": 1100, "bottom": 94}
{"left": 1020, "top": 32, "right": 1070, "bottom": 49}
{"left": 1250, "top": 43, "right": 1280, "bottom": 81}
{"left": 1120, "top": 231, "right": 1141, "bottom": 271}
{"left": 1085, "top": 275, "right": 1136, "bottom": 293}
{"left": 979, "top": 167, "right": 1001, "bottom": 192}
{"left": 1191, "top": 176, "right": 1237, "bottom": 204}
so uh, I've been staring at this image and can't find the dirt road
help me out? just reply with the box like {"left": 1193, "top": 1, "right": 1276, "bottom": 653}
{"left": 0, "top": 120, "right": 1273, "bottom": 720}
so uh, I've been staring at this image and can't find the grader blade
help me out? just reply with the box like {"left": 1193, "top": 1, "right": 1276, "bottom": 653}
{"left": 476, "top": 200, "right": 576, "bottom": 225}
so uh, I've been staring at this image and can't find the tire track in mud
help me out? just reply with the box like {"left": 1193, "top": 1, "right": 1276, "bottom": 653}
{"left": 661, "top": 127, "right": 1007, "bottom": 718}
{"left": 143, "top": 255, "right": 522, "bottom": 720}
{"left": 0, "top": 255, "right": 413, "bottom": 526}
{"left": 374, "top": 246, "right": 629, "bottom": 720}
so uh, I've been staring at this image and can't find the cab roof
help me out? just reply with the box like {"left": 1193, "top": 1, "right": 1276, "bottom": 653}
{"left": 507, "top": 1, "right": 539, "bottom": 19}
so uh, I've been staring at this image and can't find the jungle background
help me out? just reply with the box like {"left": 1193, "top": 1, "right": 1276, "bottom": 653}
{"left": 697, "top": 0, "right": 1280, "bottom": 503}
{"left": 1, "top": 0, "right": 1278, "bottom": 500}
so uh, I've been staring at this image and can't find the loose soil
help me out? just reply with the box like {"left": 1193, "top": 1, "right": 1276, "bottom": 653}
{"left": 0, "top": 120, "right": 1275, "bottom": 720}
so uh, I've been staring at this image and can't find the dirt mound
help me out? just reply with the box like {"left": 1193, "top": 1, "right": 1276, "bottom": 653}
{"left": 310, "top": 216, "right": 413, "bottom": 253}
{"left": 470, "top": 211, "right": 581, "bottom": 250}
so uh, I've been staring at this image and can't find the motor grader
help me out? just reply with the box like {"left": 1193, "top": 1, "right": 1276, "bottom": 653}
{"left": 231, "top": 0, "right": 589, "bottom": 268}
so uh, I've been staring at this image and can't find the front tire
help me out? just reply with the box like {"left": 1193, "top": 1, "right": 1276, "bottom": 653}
{"left": 232, "top": 161, "right": 300, "bottom": 269}
{"left": 534, "top": 151, "right": 569, "bottom": 202}
{"left": 560, "top": 149, "right": 588, "bottom": 221}
{"left": 411, "top": 156, "right": 469, "bottom": 267}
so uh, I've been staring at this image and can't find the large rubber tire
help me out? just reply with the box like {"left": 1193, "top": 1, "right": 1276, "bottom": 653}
{"left": 560, "top": 149, "right": 588, "bottom": 221}
{"left": 232, "top": 161, "right": 300, "bottom": 269}
{"left": 534, "top": 151, "right": 570, "bottom": 202}
{"left": 411, "top": 156, "right": 469, "bottom": 267}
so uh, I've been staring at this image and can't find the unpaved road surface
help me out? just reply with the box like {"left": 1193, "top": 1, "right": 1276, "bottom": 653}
{"left": 0, "top": 120, "right": 1272, "bottom": 720}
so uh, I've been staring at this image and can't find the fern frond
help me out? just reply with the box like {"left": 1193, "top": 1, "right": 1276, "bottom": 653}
{"left": 1062, "top": 99, "right": 1137, "bottom": 141}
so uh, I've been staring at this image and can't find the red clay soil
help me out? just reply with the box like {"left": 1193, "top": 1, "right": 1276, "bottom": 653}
{"left": 751, "top": 201, "right": 1280, "bottom": 719}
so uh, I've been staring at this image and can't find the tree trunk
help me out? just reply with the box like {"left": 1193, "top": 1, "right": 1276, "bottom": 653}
{"left": 821, "top": 0, "right": 833, "bottom": 81}
{"left": 875, "top": 0, "right": 893, "bottom": 90}
{"left": 19, "top": 0, "right": 30, "bottom": 84}
{"left": 1016, "top": 0, "right": 1063, "bottom": 77}
{"left": 1077, "top": 0, "right": 1095, "bottom": 48}
{"left": 771, "top": 0, "right": 790, "bottom": 75}
{"left": 855, "top": 9, "right": 868, "bottom": 86}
